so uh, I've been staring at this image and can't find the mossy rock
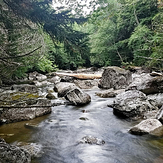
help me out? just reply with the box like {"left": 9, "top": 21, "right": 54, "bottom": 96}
{"left": 0, "top": 92, "right": 39, "bottom": 107}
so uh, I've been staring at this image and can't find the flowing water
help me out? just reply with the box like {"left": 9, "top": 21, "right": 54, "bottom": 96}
{"left": 0, "top": 89, "right": 163, "bottom": 163}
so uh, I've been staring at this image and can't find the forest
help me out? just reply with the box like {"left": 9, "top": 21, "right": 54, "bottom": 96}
{"left": 0, "top": 0, "right": 163, "bottom": 83}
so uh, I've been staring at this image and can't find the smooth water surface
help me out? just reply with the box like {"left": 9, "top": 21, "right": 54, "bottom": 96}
{"left": 0, "top": 89, "right": 163, "bottom": 163}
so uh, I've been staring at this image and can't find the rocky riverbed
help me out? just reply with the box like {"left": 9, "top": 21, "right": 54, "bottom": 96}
{"left": 0, "top": 66, "right": 163, "bottom": 162}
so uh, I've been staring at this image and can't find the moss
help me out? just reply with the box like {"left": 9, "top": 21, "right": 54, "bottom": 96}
{"left": 11, "top": 92, "right": 39, "bottom": 101}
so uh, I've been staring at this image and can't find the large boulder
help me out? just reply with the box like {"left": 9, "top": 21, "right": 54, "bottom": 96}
{"left": 112, "top": 90, "right": 158, "bottom": 118}
{"left": 129, "top": 119, "right": 162, "bottom": 135}
{"left": 54, "top": 82, "right": 77, "bottom": 97}
{"left": 0, "top": 138, "right": 31, "bottom": 163}
{"left": 127, "top": 73, "right": 163, "bottom": 95}
{"left": 55, "top": 82, "right": 91, "bottom": 105}
{"left": 99, "top": 66, "right": 132, "bottom": 89}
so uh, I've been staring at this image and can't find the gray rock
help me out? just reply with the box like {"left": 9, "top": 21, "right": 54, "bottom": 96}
{"left": 148, "top": 93, "right": 163, "bottom": 108}
{"left": 112, "top": 90, "right": 158, "bottom": 118}
{"left": 60, "top": 76, "right": 74, "bottom": 82}
{"left": 11, "top": 84, "right": 38, "bottom": 93}
{"left": 17, "top": 142, "right": 43, "bottom": 159}
{"left": 127, "top": 73, "right": 163, "bottom": 95}
{"left": 55, "top": 82, "right": 76, "bottom": 97}
{"left": 79, "top": 136, "right": 105, "bottom": 145}
{"left": 74, "top": 79, "right": 99, "bottom": 89}
{"left": 29, "top": 71, "right": 47, "bottom": 81}
{"left": 0, "top": 138, "right": 31, "bottom": 163}
{"left": 156, "top": 105, "right": 163, "bottom": 124}
{"left": 48, "top": 76, "right": 61, "bottom": 84}
{"left": 95, "top": 88, "right": 117, "bottom": 98}
{"left": 46, "top": 93, "right": 56, "bottom": 100}
{"left": 55, "top": 82, "right": 91, "bottom": 105}
{"left": 129, "top": 119, "right": 162, "bottom": 135}
{"left": 99, "top": 66, "right": 132, "bottom": 89}
{"left": 66, "top": 88, "right": 91, "bottom": 105}
{"left": 34, "top": 80, "right": 53, "bottom": 88}
{"left": 0, "top": 98, "right": 51, "bottom": 124}
{"left": 150, "top": 126, "right": 163, "bottom": 137}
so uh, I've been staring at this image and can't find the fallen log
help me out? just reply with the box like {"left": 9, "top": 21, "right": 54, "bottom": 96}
{"left": 55, "top": 73, "right": 102, "bottom": 80}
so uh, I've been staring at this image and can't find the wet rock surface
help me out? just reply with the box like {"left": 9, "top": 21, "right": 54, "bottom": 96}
{"left": 79, "top": 136, "right": 105, "bottom": 145}
{"left": 17, "top": 142, "right": 43, "bottom": 159}
{"left": 0, "top": 138, "right": 31, "bottom": 163}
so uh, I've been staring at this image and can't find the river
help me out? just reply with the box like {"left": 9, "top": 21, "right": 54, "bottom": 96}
{"left": 0, "top": 88, "right": 163, "bottom": 163}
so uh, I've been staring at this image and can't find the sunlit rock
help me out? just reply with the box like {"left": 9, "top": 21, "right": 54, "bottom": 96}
{"left": 129, "top": 119, "right": 162, "bottom": 135}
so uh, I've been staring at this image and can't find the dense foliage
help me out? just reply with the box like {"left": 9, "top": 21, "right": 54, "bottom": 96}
{"left": 0, "top": 0, "right": 163, "bottom": 83}
{"left": 86, "top": 0, "right": 163, "bottom": 69}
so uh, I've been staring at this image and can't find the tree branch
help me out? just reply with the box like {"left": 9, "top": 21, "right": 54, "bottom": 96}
{"left": 0, "top": 46, "right": 42, "bottom": 60}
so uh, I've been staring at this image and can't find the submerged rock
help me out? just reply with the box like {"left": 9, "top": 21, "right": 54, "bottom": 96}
{"left": 0, "top": 138, "right": 31, "bottom": 163}
{"left": 99, "top": 66, "right": 132, "bottom": 89}
{"left": 79, "top": 136, "right": 105, "bottom": 145}
{"left": 112, "top": 90, "right": 158, "bottom": 118}
{"left": 129, "top": 119, "right": 162, "bottom": 135}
